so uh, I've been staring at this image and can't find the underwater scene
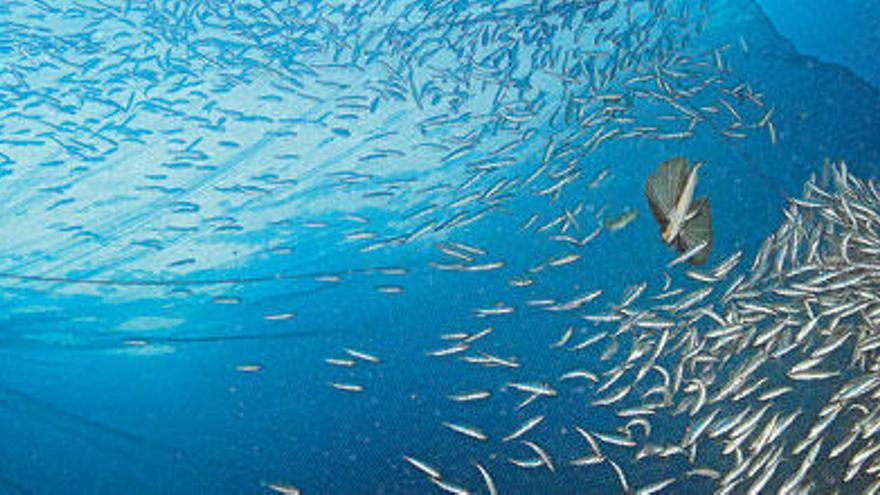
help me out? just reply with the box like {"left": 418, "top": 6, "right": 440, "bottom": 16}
{"left": 1, "top": 0, "right": 879, "bottom": 493}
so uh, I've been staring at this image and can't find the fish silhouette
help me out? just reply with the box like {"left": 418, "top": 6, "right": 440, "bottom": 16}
{"left": 645, "top": 156, "right": 712, "bottom": 265}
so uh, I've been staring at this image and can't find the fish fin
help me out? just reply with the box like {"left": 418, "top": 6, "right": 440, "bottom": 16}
{"left": 676, "top": 196, "right": 712, "bottom": 265}
{"left": 645, "top": 156, "right": 688, "bottom": 233}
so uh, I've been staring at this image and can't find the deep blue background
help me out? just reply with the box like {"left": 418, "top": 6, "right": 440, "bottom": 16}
{"left": 757, "top": 0, "right": 880, "bottom": 89}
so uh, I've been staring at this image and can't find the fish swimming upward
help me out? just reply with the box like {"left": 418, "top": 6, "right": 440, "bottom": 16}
{"left": 645, "top": 156, "right": 713, "bottom": 265}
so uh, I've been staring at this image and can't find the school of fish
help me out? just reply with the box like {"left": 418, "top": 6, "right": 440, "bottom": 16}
{"left": 1, "top": 0, "right": 875, "bottom": 494}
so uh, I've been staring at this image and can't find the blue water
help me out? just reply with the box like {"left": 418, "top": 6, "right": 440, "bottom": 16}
{"left": 0, "top": 1, "right": 878, "bottom": 494}
{"left": 756, "top": 0, "right": 880, "bottom": 90}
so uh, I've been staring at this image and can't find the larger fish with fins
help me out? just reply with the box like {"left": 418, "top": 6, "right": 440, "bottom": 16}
{"left": 645, "top": 156, "right": 713, "bottom": 265}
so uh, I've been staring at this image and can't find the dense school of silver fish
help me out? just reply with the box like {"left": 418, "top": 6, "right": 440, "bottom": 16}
{"left": 4, "top": 0, "right": 869, "bottom": 494}
{"left": 391, "top": 161, "right": 880, "bottom": 495}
